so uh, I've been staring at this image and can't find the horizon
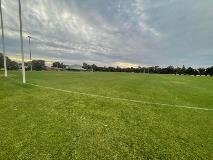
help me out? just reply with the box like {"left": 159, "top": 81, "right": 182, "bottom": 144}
{"left": 2, "top": 53, "right": 212, "bottom": 69}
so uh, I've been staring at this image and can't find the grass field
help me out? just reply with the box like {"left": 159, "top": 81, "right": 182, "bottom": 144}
{"left": 0, "top": 71, "right": 213, "bottom": 160}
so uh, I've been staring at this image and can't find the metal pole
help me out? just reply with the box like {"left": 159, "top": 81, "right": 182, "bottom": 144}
{"left": 27, "top": 36, "right": 32, "bottom": 71}
{"left": 19, "top": 0, "right": 26, "bottom": 83}
{"left": 0, "top": 0, "right": 7, "bottom": 77}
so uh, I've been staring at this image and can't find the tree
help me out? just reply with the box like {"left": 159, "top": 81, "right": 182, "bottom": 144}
{"left": 82, "top": 63, "right": 94, "bottom": 71}
{"left": 154, "top": 66, "right": 160, "bottom": 73}
{"left": 80, "top": 62, "right": 212, "bottom": 76}
{"left": 193, "top": 69, "right": 199, "bottom": 76}
{"left": 0, "top": 53, "right": 3, "bottom": 69}
{"left": 32, "top": 60, "right": 46, "bottom": 71}
{"left": 52, "top": 61, "right": 65, "bottom": 68}
{"left": 166, "top": 66, "right": 175, "bottom": 74}
{"left": 0, "top": 53, "right": 19, "bottom": 70}
{"left": 91, "top": 64, "right": 97, "bottom": 72}
{"left": 116, "top": 66, "right": 122, "bottom": 72}
{"left": 206, "top": 66, "right": 213, "bottom": 76}
{"left": 176, "top": 67, "right": 182, "bottom": 75}
{"left": 7, "top": 60, "right": 19, "bottom": 70}
{"left": 198, "top": 68, "right": 206, "bottom": 76}
{"left": 82, "top": 63, "right": 89, "bottom": 70}
{"left": 181, "top": 65, "right": 186, "bottom": 75}
{"left": 148, "top": 67, "right": 155, "bottom": 73}
{"left": 186, "top": 67, "right": 195, "bottom": 75}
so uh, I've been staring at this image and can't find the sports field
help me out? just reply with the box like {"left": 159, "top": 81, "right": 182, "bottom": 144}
{"left": 0, "top": 71, "right": 212, "bottom": 159}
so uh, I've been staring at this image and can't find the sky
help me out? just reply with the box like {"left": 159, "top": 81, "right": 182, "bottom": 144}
{"left": 1, "top": 0, "right": 213, "bottom": 67}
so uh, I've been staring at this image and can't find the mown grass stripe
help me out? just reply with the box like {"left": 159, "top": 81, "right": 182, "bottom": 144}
{"left": 28, "top": 83, "right": 213, "bottom": 111}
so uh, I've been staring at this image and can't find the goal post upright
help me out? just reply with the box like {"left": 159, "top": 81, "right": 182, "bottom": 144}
{"left": 27, "top": 35, "right": 32, "bottom": 72}
{"left": 0, "top": 0, "right": 7, "bottom": 77}
{"left": 18, "top": 0, "right": 26, "bottom": 83}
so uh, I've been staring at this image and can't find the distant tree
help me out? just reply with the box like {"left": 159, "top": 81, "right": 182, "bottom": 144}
{"left": 154, "top": 66, "right": 160, "bottom": 73}
{"left": 82, "top": 63, "right": 88, "bottom": 70}
{"left": 166, "top": 66, "right": 175, "bottom": 74}
{"left": 181, "top": 65, "right": 186, "bottom": 75}
{"left": 7, "top": 60, "right": 19, "bottom": 70}
{"left": 198, "top": 68, "right": 206, "bottom": 76}
{"left": 0, "top": 53, "right": 19, "bottom": 70}
{"left": 78, "top": 62, "right": 213, "bottom": 77}
{"left": 116, "top": 66, "right": 122, "bottom": 72}
{"left": 25, "top": 62, "right": 31, "bottom": 71}
{"left": 206, "top": 66, "right": 213, "bottom": 76}
{"left": 32, "top": 60, "right": 46, "bottom": 71}
{"left": 0, "top": 53, "right": 3, "bottom": 69}
{"left": 193, "top": 69, "right": 199, "bottom": 76}
{"left": 148, "top": 67, "right": 155, "bottom": 73}
{"left": 175, "top": 67, "right": 182, "bottom": 75}
{"left": 91, "top": 64, "right": 98, "bottom": 72}
{"left": 52, "top": 61, "right": 65, "bottom": 68}
{"left": 107, "top": 67, "right": 116, "bottom": 72}
{"left": 82, "top": 62, "right": 94, "bottom": 71}
{"left": 186, "top": 67, "right": 195, "bottom": 75}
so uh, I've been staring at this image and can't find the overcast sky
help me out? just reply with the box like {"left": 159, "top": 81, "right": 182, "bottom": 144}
{"left": 1, "top": 0, "right": 213, "bottom": 67}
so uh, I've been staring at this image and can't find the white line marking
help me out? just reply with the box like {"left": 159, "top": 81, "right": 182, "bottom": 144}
{"left": 0, "top": 74, "right": 17, "bottom": 77}
{"left": 27, "top": 83, "right": 213, "bottom": 112}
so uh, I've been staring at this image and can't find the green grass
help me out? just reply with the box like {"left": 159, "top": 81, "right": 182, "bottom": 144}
{"left": 0, "top": 71, "right": 213, "bottom": 160}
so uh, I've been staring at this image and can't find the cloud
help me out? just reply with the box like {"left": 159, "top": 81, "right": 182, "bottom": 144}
{"left": 0, "top": 0, "right": 212, "bottom": 67}
{"left": 112, "top": 62, "right": 140, "bottom": 68}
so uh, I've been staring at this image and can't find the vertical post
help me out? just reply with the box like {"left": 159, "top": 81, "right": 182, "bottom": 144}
{"left": 28, "top": 36, "right": 32, "bottom": 71}
{"left": 19, "top": 0, "right": 26, "bottom": 83}
{"left": 0, "top": 0, "right": 7, "bottom": 77}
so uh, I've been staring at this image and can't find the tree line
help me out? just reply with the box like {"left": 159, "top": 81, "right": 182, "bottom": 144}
{"left": 0, "top": 53, "right": 46, "bottom": 71}
{"left": 1, "top": 53, "right": 213, "bottom": 76}
{"left": 82, "top": 63, "right": 213, "bottom": 76}
{"left": 0, "top": 53, "right": 19, "bottom": 70}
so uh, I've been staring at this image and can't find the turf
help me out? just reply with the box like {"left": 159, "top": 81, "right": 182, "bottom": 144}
{"left": 0, "top": 71, "right": 212, "bottom": 159}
